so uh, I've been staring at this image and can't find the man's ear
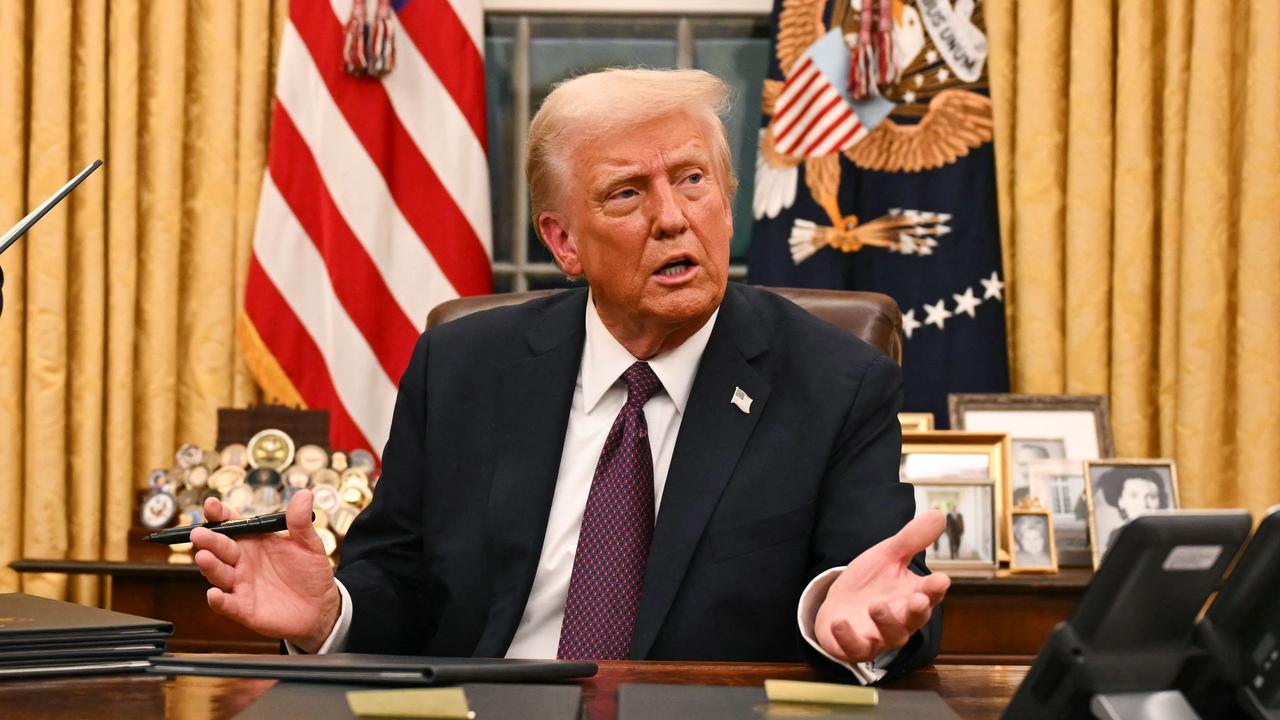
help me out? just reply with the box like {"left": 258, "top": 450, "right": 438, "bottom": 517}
{"left": 538, "top": 212, "right": 583, "bottom": 277}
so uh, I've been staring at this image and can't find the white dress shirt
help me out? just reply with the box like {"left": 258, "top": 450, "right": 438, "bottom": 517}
{"left": 297, "top": 294, "right": 889, "bottom": 682}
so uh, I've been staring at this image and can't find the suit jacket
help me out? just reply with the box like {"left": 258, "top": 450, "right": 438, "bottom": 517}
{"left": 336, "top": 282, "right": 941, "bottom": 678}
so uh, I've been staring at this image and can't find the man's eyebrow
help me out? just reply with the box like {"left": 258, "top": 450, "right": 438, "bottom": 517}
{"left": 591, "top": 148, "right": 711, "bottom": 191}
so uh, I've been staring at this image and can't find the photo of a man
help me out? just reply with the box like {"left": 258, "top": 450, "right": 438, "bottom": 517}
{"left": 945, "top": 504, "right": 965, "bottom": 560}
{"left": 912, "top": 485, "right": 995, "bottom": 568}
{"left": 1010, "top": 438, "right": 1066, "bottom": 506}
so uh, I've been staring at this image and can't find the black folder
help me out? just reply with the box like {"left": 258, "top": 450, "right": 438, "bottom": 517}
{"left": 0, "top": 642, "right": 165, "bottom": 665}
{"left": 0, "top": 592, "right": 173, "bottom": 647}
{"left": 237, "top": 682, "right": 583, "bottom": 720}
{"left": 617, "top": 683, "right": 962, "bottom": 719}
{"left": 149, "top": 652, "right": 597, "bottom": 686}
{"left": 0, "top": 592, "right": 172, "bottom": 678}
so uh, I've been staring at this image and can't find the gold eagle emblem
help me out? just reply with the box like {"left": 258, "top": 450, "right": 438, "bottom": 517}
{"left": 755, "top": 0, "right": 995, "bottom": 264}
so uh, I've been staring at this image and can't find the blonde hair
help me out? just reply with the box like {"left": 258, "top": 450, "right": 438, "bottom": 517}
{"left": 526, "top": 68, "right": 738, "bottom": 242}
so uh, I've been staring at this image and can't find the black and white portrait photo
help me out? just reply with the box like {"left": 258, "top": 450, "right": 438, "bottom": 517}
{"left": 1010, "top": 438, "right": 1067, "bottom": 507}
{"left": 1086, "top": 461, "right": 1179, "bottom": 566}
{"left": 1010, "top": 510, "right": 1057, "bottom": 573}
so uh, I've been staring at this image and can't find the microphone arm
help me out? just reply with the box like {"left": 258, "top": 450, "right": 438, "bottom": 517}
{"left": 0, "top": 159, "right": 103, "bottom": 320}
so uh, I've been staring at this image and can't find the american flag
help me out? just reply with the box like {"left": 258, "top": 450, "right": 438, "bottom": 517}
{"left": 242, "top": 0, "right": 491, "bottom": 455}
{"left": 770, "top": 55, "right": 866, "bottom": 158}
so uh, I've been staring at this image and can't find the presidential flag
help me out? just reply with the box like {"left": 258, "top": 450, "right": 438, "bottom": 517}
{"left": 748, "top": 0, "right": 1008, "bottom": 424}
{"left": 241, "top": 0, "right": 491, "bottom": 455}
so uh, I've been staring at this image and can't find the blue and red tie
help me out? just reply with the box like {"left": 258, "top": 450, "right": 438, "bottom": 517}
{"left": 557, "top": 361, "right": 662, "bottom": 660}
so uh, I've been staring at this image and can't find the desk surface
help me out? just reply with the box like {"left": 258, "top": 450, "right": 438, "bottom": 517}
{"left": 0, "top": 660, "right": 1026, "bottom": 719}
{"left": 11, "top": 559, "right": 1089, "bottom": 662}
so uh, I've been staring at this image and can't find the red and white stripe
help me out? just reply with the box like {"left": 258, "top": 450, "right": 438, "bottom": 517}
{"left": 769, "top": 56, "right": 866, "bottom": 158}
{"left": 245, "top": 0, "right": 491, "bottom": 456}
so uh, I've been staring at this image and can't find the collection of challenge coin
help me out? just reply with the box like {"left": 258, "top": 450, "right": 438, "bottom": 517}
{"left": 139, "top": 428, "right": 379, "bottom": 563}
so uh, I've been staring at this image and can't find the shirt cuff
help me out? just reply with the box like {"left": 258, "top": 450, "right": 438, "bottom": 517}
{"left": 796, "top": 566, "right": 900, "bottom": 684}
{"left": 284, "top": 579, "right": 353, "bottom": 655}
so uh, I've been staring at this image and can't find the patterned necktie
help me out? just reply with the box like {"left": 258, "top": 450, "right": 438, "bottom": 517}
{"left": 557, "top": 361, "right": 663, "bottom": 660}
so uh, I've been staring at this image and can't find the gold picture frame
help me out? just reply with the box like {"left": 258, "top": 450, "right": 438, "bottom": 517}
{"left": 901, "top": 432, "right": 1009, "bottom": 572}
{"left": 1084, "top": 459, "right": 1181, "bottom": 569}
{"left": 898, "top": 412, "right": 935, "bottom": 433}
{"left": 1009, "top": 508, "right": 1058, "bottom": 574}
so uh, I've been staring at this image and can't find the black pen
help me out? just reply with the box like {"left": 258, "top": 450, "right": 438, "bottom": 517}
{"left": 144, "top": 511, "right": 311, "bottom": 544}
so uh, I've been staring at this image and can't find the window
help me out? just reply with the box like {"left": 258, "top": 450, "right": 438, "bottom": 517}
{"left": 484, "top": 10, "right": 771, "bottom": 292}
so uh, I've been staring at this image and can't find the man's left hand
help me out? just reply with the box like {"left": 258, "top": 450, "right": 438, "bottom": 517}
{"left": 815, "top": 510, "right": 951, "bottom": 664}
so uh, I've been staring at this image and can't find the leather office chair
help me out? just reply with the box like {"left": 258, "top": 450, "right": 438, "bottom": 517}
{"left": 426, "top": 286, "right": 904, "bottom": 363}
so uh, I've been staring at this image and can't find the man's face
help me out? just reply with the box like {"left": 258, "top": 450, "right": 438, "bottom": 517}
{"left": 539, "top": 111, "right": 732, "bottom": 339}
{"left": 1117, "top": 478, "right": 1161, "bottom": 519}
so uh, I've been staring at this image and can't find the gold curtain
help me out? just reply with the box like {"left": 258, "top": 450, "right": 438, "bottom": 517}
{"left": 0, "top": 0, "right": 288, "bottom": 601}
{"left": 988, "top": 0, "right": 1280, "bottom": 516}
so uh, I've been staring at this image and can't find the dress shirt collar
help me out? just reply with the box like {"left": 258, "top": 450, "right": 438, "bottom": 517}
{"left": 581, "top": 291, "right": 719, "bottom": 416}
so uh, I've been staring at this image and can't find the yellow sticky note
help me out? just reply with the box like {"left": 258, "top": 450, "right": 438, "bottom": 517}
{"left": 345, "top": 687, "right": 474, "bottom": 719}
{"left": 764, "top": 679, "right": 879, "bottom": 706}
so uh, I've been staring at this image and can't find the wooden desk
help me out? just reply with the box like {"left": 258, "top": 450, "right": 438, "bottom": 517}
{"left": 940, "top": 568, "right": 1090, "bottom": 664}
{"left": 12, "top": 559, "right": 1089, "bottom": 661}
{"left": 0, "top": 661, "right": 1028, "bottom": 719}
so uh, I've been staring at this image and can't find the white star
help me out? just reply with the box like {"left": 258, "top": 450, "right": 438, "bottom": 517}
{"left": 952, "top": 287, "right": 982, "bottom": 318}
{"left": 902, "top": 309, "right": 921, "bottom": 339}
{"left": 980, "top": 271, "right": 1005, "bottom": 301}
{"left": 903, "top": 91, "right": 917, "bottom": 103}
{"left": 926, "top": 50, "right": 939, "bottom": 64}
{"left": 924, "top": 299, "right": 952, "bottom": 330}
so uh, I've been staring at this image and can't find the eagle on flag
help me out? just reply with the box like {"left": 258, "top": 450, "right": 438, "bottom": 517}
{"left": 754, "top": 0, "right": 994, "bottom": 265}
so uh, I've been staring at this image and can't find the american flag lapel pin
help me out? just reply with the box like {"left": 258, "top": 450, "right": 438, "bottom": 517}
{"left": 730, "top": 386, "right": 752, "bottom": 414}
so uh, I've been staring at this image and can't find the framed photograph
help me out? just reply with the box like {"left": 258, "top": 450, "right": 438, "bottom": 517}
{"left": 948, "top": 394, "right": 1115, "bottom": 459}
{"left": 1009, "top": 508, "right": 1058, "bottom": 573}
{"left": 1024, "top": 458, "right": 1092, "bottom": 566}
{"left": 1084, "top": 459, "right": 1180, "bottom": 568}
{"left": 901, "top": 432, "right": 1008, "bottom": 572}
{"left": 1011, "top": 437, "right": 1067, "bottom": 498}
{"left": 898, "top": 412, "right": 935, "bottom": 433}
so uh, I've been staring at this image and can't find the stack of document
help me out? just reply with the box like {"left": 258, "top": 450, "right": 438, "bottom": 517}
{"left": 0, "top": 592, "right": 173, "bottom": 678}
{"left": 148, "top": 652, "right": 597, "bottom": 685}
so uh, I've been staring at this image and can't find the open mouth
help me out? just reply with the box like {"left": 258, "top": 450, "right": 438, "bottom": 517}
{"left": 654, "top": 258, "right": 696, "bottom": 277}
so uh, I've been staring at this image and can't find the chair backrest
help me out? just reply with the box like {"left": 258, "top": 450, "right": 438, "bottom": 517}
{"left": 426, "top": 286, "right": 903, "bottom": 363}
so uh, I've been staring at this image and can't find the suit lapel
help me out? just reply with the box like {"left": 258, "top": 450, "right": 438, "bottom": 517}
{"left": 474, "top": 290, "right": 587, "bottom": 657}
{"left": 629, "top": 285, "right": 772, "bottom": 658}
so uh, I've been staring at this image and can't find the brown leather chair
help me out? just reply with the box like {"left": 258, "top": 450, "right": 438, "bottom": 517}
{"left": 427, "top": 286, "right": 903, "bottom": 362}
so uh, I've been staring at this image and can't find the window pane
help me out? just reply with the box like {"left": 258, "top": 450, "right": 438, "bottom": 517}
{"left": 525, "top": 16, "right": 679, "bottom": 265}
{"left": 692, "top": 17, "right": 771, "bottom": 262}
{"left": 485, "top": 17, "right": 518, "bottom": 266}
{"left": 528, "top": 273, "right": 584, "bottom": 292}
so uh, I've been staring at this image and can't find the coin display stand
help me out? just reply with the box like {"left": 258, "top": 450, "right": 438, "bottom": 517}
{"left": 138, "top": 423, "right": 379, "bottom": 565}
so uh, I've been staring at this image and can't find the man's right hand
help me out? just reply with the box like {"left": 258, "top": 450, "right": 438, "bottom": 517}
{"left": 191, "top": 489, "right": 341, "bottom": 653}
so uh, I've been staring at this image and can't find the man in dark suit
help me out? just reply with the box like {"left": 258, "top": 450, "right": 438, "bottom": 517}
{"left": 191, "top": 67, "right": 949, "bottom": 681}
{"left": 946, "top": 505, "right": 966, "bottom": 560}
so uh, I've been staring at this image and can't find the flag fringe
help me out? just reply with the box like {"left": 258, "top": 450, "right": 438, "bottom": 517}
{"left": 238, "top": 311, "right": 308, "bottom": 408}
